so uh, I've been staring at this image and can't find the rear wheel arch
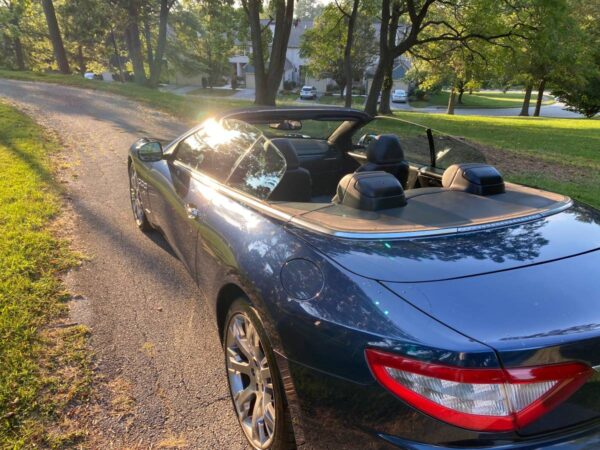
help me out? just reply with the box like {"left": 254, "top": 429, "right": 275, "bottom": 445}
{"left": 216, "top": 283, "right": 249, "bottom": 342}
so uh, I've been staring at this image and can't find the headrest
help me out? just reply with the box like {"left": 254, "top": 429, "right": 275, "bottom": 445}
{"left": 333, "top": 171, "right": 407, "bottom": 211}
{"left": 271, "top": 138, "right": 300, "bottom": 170}
{"left": 367, "top": 134, "right": 405, "bottom": 164}
{"left": 442, "top": 163, "right": 505, "bottom": 196}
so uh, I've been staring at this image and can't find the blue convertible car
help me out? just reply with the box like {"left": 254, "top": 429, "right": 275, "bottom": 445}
{"left": 128, "top": 107, "right": 600, "bottom": 449}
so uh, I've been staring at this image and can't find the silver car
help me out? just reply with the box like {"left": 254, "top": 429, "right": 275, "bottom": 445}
{"left": 391, "top": 89, "right": 408, "bottom": 103}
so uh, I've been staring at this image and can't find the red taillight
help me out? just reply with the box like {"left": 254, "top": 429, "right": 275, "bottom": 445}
{"left": 365, "top": 349, "right": 593, "bottom": 432}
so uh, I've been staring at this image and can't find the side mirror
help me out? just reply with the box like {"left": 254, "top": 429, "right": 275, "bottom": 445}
{"left": 133, "top": 138, "right": 163, "bottom": 162}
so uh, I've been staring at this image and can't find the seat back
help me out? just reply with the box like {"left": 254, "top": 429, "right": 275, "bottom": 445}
{"left": 356, "top": 134, "right": 409, "bottom": 188}
{"left": 269, "top": 139, "right": 312, "bottom": 202}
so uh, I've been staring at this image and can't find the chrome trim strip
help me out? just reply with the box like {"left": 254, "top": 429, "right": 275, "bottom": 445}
{"left": 593, "top": 365, "right": 600, "bottom": 373}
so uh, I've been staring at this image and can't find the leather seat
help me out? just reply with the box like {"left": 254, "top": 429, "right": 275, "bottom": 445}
{"left": 356, "top": 134, "right": 409, "bottom": 188}
{"left": 269, "top": 139, "right": 312, "bottom": 202}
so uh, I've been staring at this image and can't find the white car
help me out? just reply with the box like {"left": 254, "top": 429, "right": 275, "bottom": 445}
{"left": 299, "top": 86, "right": 317, "bottom": 100}
{"left": 391, "top": 89, "right": 408, "bottom": 103}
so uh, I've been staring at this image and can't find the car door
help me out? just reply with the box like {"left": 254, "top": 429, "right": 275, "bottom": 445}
{"left": 194, "top": 130, "right": 287, "bottom": 293}
{"left": 148, "top": 130, "right": 211, "bottom": 274}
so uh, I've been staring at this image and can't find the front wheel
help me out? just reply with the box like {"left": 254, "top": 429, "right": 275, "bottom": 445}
{"left": 223, "top": 299, "right": 295, "bottom": 450}
{"left": 128, "top": 163, "right": 152, "bottom": 231}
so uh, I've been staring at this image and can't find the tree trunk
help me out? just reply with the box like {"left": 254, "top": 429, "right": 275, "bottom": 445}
{"left": 533, "top": 79, "right": 546, "bottom": 117}
{"left": 143, "top": 19, "right": 154, "bottom": 69}
{"left": 77, "top": 45, "right": 86, "bottom": 74}
{"left": 149, "top": 0, "right": 170, "bottom": 87}
{"left": 125, "top": 17, "right": 147, "bottom": 85}
{"left": 13, "top": 36, "right": 26, "bottom": 70}
{"left": 244, "top": 0, "right": 294, "bottom": 105}
{"left": 343, "top": 0, "right": 360, "bottom": 108}
{"left": 110, "top": 29, "right": 126, "bottom": 82}
{"left": 378, "top": 58, "right": 394, "bottom": 115}
{"left": 458, "top": 88, "right": 464, "bottom": 104}
{"left": 447, "top": 86, "right": 457, "bottom": 115}
{"left": 41, "top": 0, "right": 70, "bottom": 74}
{"left": 520, "top": 83, "right": 533, "bottom": 116}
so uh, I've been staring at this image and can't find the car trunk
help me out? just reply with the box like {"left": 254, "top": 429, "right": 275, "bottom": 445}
{"left": 294, "top": 204, "right": 600, "bottom": 435}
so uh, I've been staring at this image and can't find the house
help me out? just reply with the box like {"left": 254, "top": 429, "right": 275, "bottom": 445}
{"left": 365, "top": 60, "right": 411, "bottom": 93}
{"left": 230, "top": 19, "right": 311, "bottom": 89}
{"left": 228, "top": 18, "right": 410, "bottom": 93}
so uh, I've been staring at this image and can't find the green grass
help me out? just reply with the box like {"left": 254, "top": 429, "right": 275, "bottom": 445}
{"left": 187, "top": 87, "right": 236, "bottom": 97}
{"left": 0, "top": 102, "right": 91, "bottom": 448}
{"left": 0, "top": 69, "right": 248, "bottom": 122}
{"left": 394, "top": 111, "right": 600, "bottom": 209}
{"left": 277, "top": 92, "right": 366, "bottom": 106}
{"left": 411, "top": 90, "right": 554, "bottom": 109}
{"left": 394, "top": 112, "right": 600, "bottom": 169}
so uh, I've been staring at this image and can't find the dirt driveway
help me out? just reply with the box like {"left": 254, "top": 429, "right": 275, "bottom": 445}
{"left": 0, "top": 79, "right": 248, "bottom": 449}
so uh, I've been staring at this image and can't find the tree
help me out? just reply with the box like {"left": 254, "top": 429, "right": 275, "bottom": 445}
{"left": 59, "top": 0, "right": 111, "bottom": 74}
{"left": 41, "top": 0, "right": 69, "bottom": 73}
{"left": 295, "top": 0, "right": 323, "bottom": 20}
{"left": 507, "top": 0, "right": 578, "bottom": 116}
{"left": 0, "top": 0, "right": 28, "bottom": 70}
{"left": 168, "top": 1, "right": 237, "bottom": 87}
{"left": 300, "top": 3, "right": 376, "bottom": 101}
{"left": 364, "top": 0, "right": 522, "bottom": 116}
{"left": 337, "top": 0, "right": 360, "bottom": 107}
{"left": 241, "top": 0, "right": 295, "bottom": 105}
{"left": 147, "top": 0, "right": 176, "bottom": 86}
{"left": 551, "top": 0, "right": 600, "bottom": 117}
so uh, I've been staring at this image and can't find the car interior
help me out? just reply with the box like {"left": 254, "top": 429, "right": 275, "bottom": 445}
{"left": 251, "top": 116, "right": 570, "bottom": 234}
{"left": 260, "top": 118, "right": 460, "bottom": 205}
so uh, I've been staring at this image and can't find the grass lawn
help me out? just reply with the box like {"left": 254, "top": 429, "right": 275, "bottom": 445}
{"left": 0, "top": 102, "right": 91, "bottom": 448}
{"left": 394, "top": 111, "right": 600, "bottom": 208}
{"left": 186, "top": 87, "right": 236, "bottom": 97}
{"left": 0, "top": 69, "right": 248, "bottom": 122}
{"left": 410, "top": 90, "right": 554, "bottom": 109}
{"left": 277, "top": 92, "right": 366, "bottom": 106}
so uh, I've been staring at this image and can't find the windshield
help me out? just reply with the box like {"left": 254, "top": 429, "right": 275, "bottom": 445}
{"left": 254, "top": 119, "right": 351, "bottom": 140}
{"left": 353, "top": 116, "right": 487, "bottom": 169}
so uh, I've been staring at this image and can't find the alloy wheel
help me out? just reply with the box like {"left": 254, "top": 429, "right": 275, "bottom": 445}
{"left": 129, "top": 166, "right": 145, "bottom": 226}
{"left": 226, "top": 312, "right": 276, "bottom": 449}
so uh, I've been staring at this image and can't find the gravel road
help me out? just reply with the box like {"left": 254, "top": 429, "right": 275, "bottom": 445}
{"left": 0, "top": 79, "right": 248, "bottom": 449}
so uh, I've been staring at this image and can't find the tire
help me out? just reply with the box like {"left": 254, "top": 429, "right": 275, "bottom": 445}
{"left": 128, "top": 163, "right": 153, "bottom": 232}
{"left": 223, "top": 298, "right": 296, "bottom": 450}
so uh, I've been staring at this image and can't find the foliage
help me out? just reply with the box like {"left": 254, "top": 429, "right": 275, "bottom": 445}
{"left": 300, "top": 2, "right": 377, "bottom": 91}
{"left": 551, "top": 0, "right": 600, "bottom": 117}
{"left": 295, "top": 0, "right": 323, "bottom": 20}
{"left": 168, "top": 1, "right": 238, "bottom": 87}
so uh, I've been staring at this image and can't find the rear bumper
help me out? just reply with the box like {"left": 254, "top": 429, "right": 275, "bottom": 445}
{"left": 285, "top": 358, "right": 600, "bottom": 450}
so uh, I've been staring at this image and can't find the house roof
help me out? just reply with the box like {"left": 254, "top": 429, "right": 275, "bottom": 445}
{"left": 259, "top": 19, "right": 313, "bottom": 48}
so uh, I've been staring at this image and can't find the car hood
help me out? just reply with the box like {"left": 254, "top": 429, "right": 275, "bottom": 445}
{"left": 293, "top": 202, "right": 600, "bottom": 283}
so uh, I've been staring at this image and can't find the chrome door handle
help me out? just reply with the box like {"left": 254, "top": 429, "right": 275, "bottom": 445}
{"left": 185, "top": 203, "right": 200, "bottom": 219}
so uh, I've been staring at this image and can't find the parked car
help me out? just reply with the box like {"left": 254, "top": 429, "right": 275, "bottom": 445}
{"left": 128, "top": 107, "right": 600, "bottom": 450}
{"left": 391, "top": 89, "right": 408, "bottom": 103}
{"left": 299, "top": 85, "right": 317, "bottom": 100}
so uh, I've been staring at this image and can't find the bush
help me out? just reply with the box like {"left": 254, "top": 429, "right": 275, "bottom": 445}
{"left": 325, "top": 83, "right": 338, "bottom": 93}
{"left": 283, "top": 80, "right": 297, "bottom": 91}
{"left": 414, "top": 88, "right": 427, "bottom": 101}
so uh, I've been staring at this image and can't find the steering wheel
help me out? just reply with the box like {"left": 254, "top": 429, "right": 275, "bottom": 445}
{"left": 357, "top": 133, "right": 378, "bottom": 148}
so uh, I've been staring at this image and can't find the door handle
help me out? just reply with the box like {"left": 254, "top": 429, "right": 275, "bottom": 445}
{"left": 185, "top": 203, "right": 201, "bottom": 220}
